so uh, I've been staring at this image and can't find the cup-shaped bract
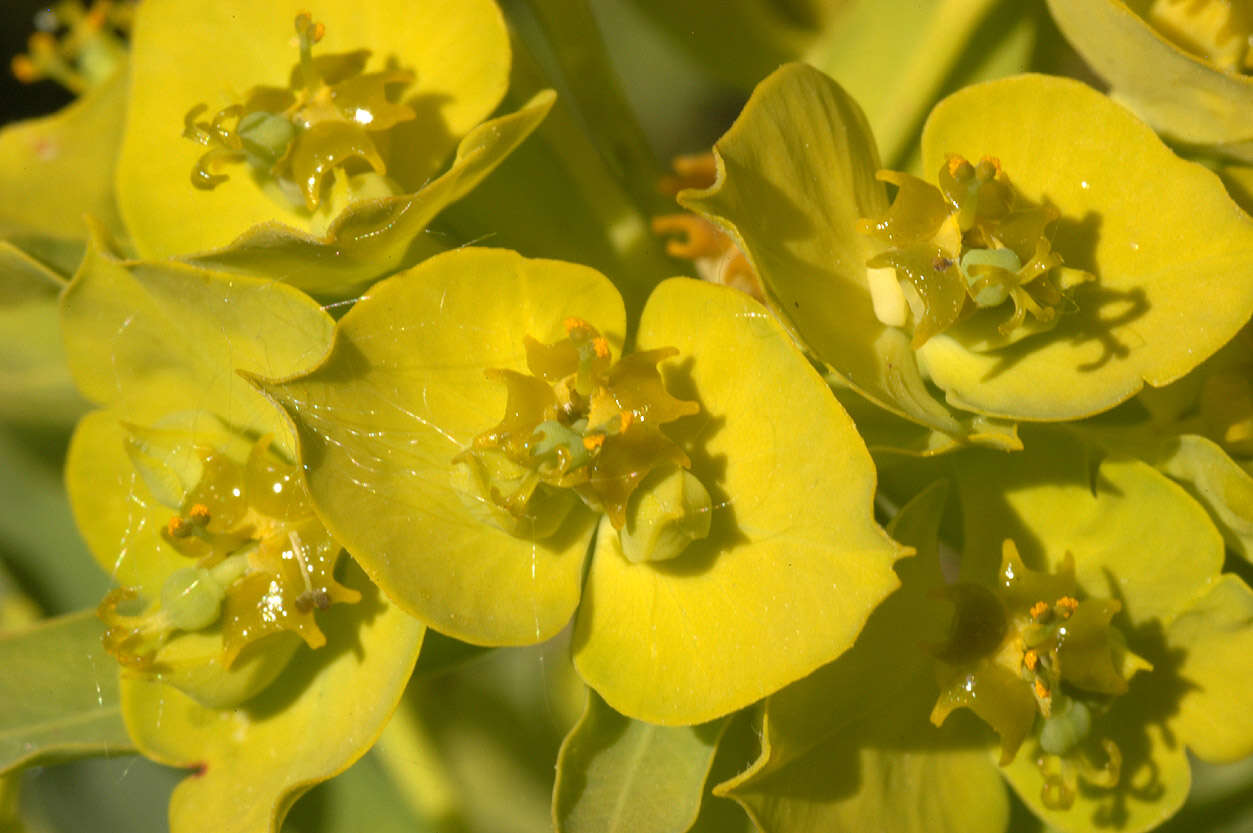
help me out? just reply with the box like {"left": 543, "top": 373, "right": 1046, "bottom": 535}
{"left": 115, "top": 0, "right": 552, "bottom": 296}
{"left": 1048, "top": 0, "right": 1253, "bottom": 159}
{"left": 261, "top": 247, "right": 907, "bottom": 725}
{"left": 682, "top": 63, "right": 1253, "bottom": 435}
{"left": 718, "top": 428, "right": 1253, "bottom": 833}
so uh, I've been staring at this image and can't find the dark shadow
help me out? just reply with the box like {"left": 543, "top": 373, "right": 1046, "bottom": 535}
{"left": 973, "top": 210, "right": 1153, "bottom": 382}
{"left": 385, "top": 90, "right": 457, "bottom": 193}
{"left": 648, "top": 355, "right": 745, "bottom": 578}
{"left": 1078, "top": 617, "right": 1193, "bottom": 828}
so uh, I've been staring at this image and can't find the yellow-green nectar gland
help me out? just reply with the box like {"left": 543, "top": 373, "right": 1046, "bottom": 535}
{"left": 99, "top": 438, "right": 359, "bottom": 674}
{"left": 859, "top": 155, "right": 1092, "bottom": 348}
{"left": 11, "top": 1, "right": 132, "bottom": 94}
{"left": 1148, "top": 0, "right": 1253, "bottom": 73}
{"left": 453, "top": 318, "right": 713, "bottom": 562}
{"left": 929, "top": 541, "right": 1150, "bottom": 811}
{"left": 181, "top": 13, "right": 416, "bottom": 214}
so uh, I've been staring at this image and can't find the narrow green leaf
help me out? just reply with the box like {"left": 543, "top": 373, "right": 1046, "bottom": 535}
{"left": 554, "top": 692, "right": 726, "bottom": 833}
{"left": 807, "top": 0, "right": 1004, "bottom": 165}
{"left": 0, "top": 611, "right": 132, "bottom": 774}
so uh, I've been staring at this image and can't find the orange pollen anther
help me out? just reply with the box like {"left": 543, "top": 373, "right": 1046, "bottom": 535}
{"left": 563, "top": 317, "right": 591, "bottom": 335}
{"left": 619, "top": 411, "right": 633, "bottom": 432}
{"left": 188, "top": 504, "right": 211, "bottom": 525}
{"left": 1056, "top": 596, "right": 1079, "bottom": 618}
{"left": 583, "top": 434, "right": 605, "bottom": 451}
{"left": 592, "top": 337, "right": 610, "bottom": 359}
{"left": 1030, "top": 601, "right": 1050, "bottom": 620}
{"left": 10, "top": 55, "right": 37, "bottom": 82}
{"left": 166, "top": 516, "right": 192, "bottom": 538}
{"left": 1023, "top": 649, "right": 1039, "bottom": 672}
{"left": 1034, "top": 679, "right": 1050, "bottom": 700}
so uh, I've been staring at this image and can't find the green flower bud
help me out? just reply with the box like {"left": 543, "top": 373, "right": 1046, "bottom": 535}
{"left": 619, "top": 465, "right": 712, "bottom": 564}
{"left": 1039, "top": 697, "right": 1092, "bottom": 756}
{"left": 160, "top": 567, "right": 225, "bottom": 632}
{"left": 237, "top": 110, "right": 296, "bottom": 169}
{"left": 959, "top": 247, "right": 1020, "bottom": 307}
{"left": 451, "top": 447, "right": 577, "bottom": 539}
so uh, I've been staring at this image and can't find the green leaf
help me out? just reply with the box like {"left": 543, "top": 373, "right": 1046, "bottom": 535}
{"left": 185, "top": 91, "right": 556, "bottom": 298}
{"left": 261, "top": 247, "right": 623, "bottom": 645}
{"left": 122, "top": 561, "right": 424, "bottom": 833}
{"left": 0, "top": 246, "right": 88, "bottom": 429}
{"left": 0, "top": 424, "right": 107, "bottom": 614}
{"left": 624, "top": 0, "right": 838, "bottom": 90}
{"left": 1046, "top": 0, "right": 1253, "bottom": 155}
{"left": 553, "top": 691, "right": 726, "bottom": 833}
{"left": 283, "top": 750, "right": 435, "bottom": 833}
{"left": 0, "top": 611, "right": 133, "bottom": 774}
{"left": 917, "top": 74, "right": 1253, "bottom": 419}
{"left": 679, "top": 63, "right": 1020, "bottom": 449}
{"left": 720, "top": 482, "right": 1010, "bottom": 833}
{"left": 807, "top": 0, "right": 1005, "bottom": 166}
{"left": 117, "top": 0, "right": 511, "bottom": 260}
{"left": 60, "top": 234, "right": 335, "bottom": 458}
{"left": 571, "top": 278, "right": 905, "bottom": 725}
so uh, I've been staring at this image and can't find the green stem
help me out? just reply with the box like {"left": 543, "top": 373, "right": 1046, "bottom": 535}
{"left": 374, "top": 700, "right": 470, "bottom": 832}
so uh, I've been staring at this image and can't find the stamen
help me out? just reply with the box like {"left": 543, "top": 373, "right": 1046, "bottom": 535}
{"left": 288, "top": 529, "right": 316, "bottom": 597}
{"left": 167, "top": 516, "right": 192, "bottom": 538}
{"left": 582, "top": 434, "right": 605, "bottom": 452}
{"left": 1023, "top": 648, "right": 1039, "bottom": 671}
{"left": 1030, "top": 600, "right": 1050, "bottom": 620}
{"left": 1055, "top": 596, "right": 1079, "bottom": 618}
{"left": 651, "top": 214, "right": 726, "bottom": 260}
{"left": 188, "top": 504, "right": 211, "bottom": 526}
{"left": 564, "top": 316, "right": 592, "bottom": 335}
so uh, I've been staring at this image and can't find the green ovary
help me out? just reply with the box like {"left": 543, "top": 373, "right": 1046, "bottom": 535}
{"left": 181, "top": 12, "right": 416, "bottom": 212}
{"left": 859, "top": 155, "right": 1092, "bottom": 348}
{"left": 1147, "top": 0, "right": 1253, "bottom": 73}
{"left": 454, "top": 318, "right": 713, "bottom": 563}
{"left": 98, "top": 437, "right": 359, "bottom": 704}
{"left": 929, "top": 540, "right": 1150, "bottom": 811}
